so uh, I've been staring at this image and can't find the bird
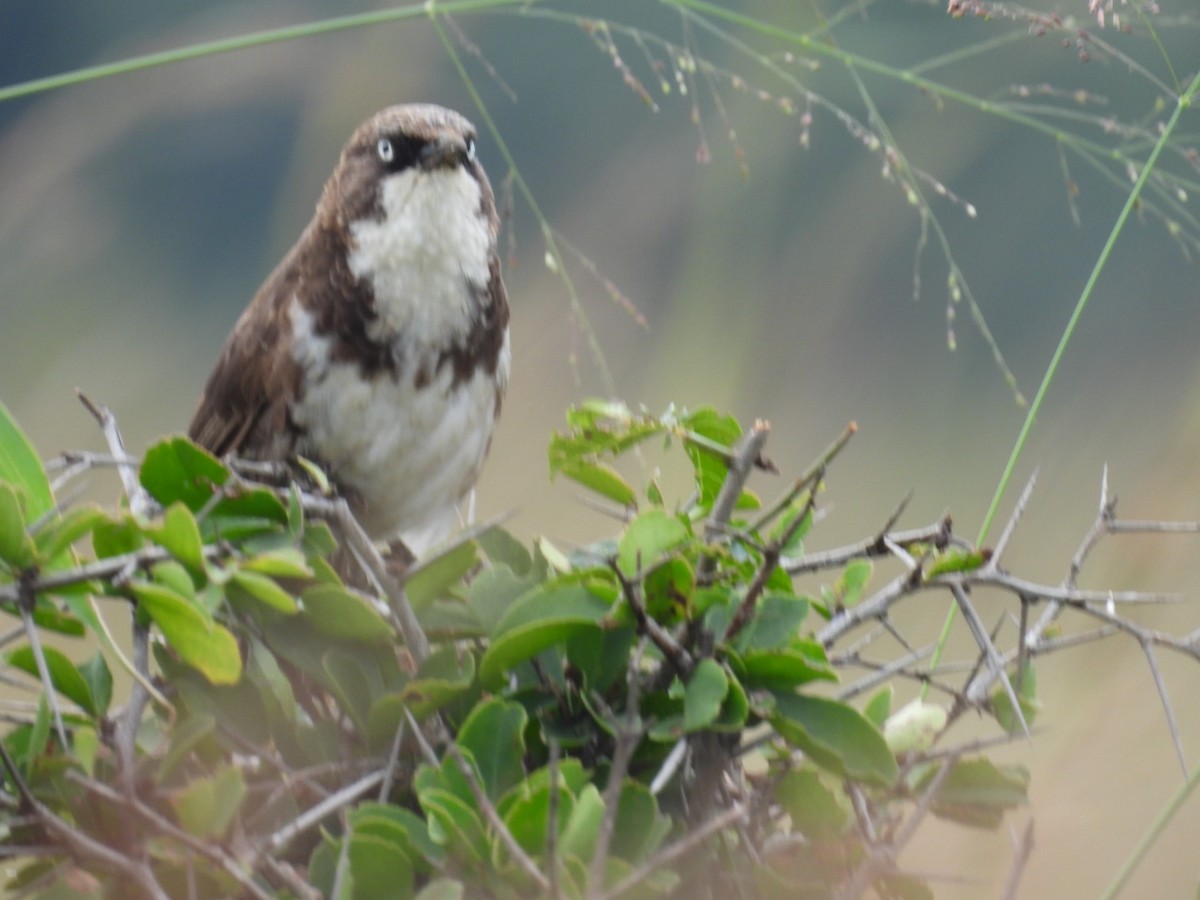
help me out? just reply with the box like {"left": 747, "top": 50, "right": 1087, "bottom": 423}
{"left": 188, "top": 104, "right": 510, "bottom": 556}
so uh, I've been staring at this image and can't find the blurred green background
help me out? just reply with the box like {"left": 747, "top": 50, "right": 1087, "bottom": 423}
{"left": 2, "top": 1, "right": 1199, "bottom": 895}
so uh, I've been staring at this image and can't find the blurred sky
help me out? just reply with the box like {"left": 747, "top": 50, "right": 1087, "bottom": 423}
{"left": 2, "top": 1, "right": 1199, "bottom": 895}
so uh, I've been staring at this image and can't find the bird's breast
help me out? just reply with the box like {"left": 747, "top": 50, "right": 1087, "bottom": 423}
{"left": 287, "top": 300, "right": 510, "bottom": 549}
{"left": 347, "top": 167, "right": 492, "bottom": 346}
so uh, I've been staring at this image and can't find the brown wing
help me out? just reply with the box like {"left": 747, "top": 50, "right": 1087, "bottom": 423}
{"left": 187, "top": 242, "right": 307, "bottom": 460}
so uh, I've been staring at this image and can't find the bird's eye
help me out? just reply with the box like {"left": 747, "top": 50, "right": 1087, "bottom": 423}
{"left": 465, "top": 139, "right": 477, "bottom": 163}
{"left": 377, "top": 138, "right": 395, "bottom": 163}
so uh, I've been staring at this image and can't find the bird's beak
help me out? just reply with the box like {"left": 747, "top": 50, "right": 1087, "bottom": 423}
{"left": 419, "top": 136, "right": 470, "bottom": 171}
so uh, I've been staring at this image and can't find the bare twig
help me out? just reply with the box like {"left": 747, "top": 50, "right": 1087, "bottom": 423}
{"left": 1139, "top": 641, "right": 1187, "bottom": 777}
{"left": 600, "top": 803, "right": 747, "bottom": 900}
{"left": 785, "top": 517, "right": 955, "bottom": 575}
{"left": 77, "top": 392, "right": 152, "bottom": 519}
{"left": 0, "top": 744, "right": 171, "bottom": 900}
{"left": 751, "top": 420, "right": 856, "bottom": 533}
{"left": 612, "top": 564, "right": 693, "bottom": 676}
{"left": 70, "top": 772, "right": 274, "bottom": 900}
{"left": 329, "top": 499, "right": 429, "bottom": 664}
{"left": 952, "top": 584, "right": 1029, "bottom": 737}
{"left": 16, "top": 605, "right": 67, "bottom": 751}
{"left": 990, "top": 467, "right": 1039, "bottom": 565}
{"left": 115, "top": 616, "right": 151, "bottom": 787}
{"left": 706, "top": 419, "right": 771, "bottom": 544}
{"left": 723, "top": 471, "right": 821, "bottom": 643}
{"left": 1000, "top": 821, "right": 1035, "bottom": 900}
{"left": 265, "top": 769, "right": 385, "bottom": 854}
{"left": 586, "top": 643, "right": 646, "bottom": 900}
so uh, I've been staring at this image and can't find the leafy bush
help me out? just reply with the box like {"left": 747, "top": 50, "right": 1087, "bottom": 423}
{"left": 0, "top": 396, "right": 1184, "bottom": 899}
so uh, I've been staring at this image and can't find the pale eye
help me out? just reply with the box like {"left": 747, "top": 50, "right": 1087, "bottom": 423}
{"left": 377, "top": 138, "right": 394, "bottom": 163}
{"left": 466, "top": 139, "right": 477, "bottom": 162}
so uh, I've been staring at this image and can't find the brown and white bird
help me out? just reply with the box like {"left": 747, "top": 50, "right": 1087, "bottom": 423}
{"left": 188, "top": 104, "right": 510, "bottom": 554}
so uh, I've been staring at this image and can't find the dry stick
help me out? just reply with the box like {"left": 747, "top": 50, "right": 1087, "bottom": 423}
{"left": 723, "top": 470, "right": 822, "bottom": 643}
{"left": 114, "top": 618, "right": 151, "bottom": 787}
{"left": 785, "top": 518, "right": 957, "bottom": 576}
{"left": 750, "top": 420, "right": 857, "bottom": 533}
{"left": 266, "top": 769, "right": 386, "bottom": 854}
{"left": 70, "top": 773, "right": 274, "bottom": 900}
{"left": 950, "top": 584, "right": 1029, "bottom": 737}
{"left": 329, "top": 499, "right": 429, "bottom": 665}
{"left": 0, "top": 745, "right": 171, "bottom": 900}
{"left": 835, "top": 644, "right": 936, "bottom": 701}
{"left": 1000, "top": 820, "right": 1036, "bottom": 900}
{"left": 1030, "top": 468, "right": 1112, "bottom": 641}
{"left": 260, "top": 856, "right": 323, "bottom": 900}
{"left": 585, "top": 646, "right": 646, "bottom": 900}
{"left": 613, "top": 565, "right": 693, "bottom": 675}
{"left": 600, "top": 803, "right": 747, "bottom": 900}
{"left": 546, "top": 738, "right": 562, "bottom": 900}
{"left": 377, "top": 715, "right": 408, "bottom": 802}
{"left": 1138, "top": 640, "right": 1187, "bottom": 777}
{"left": 402, "top": 709, "right": 551, "bottom": 893}
{"left": 989, "top": 467, "right": 1039, "bottom": 565}
{"left": 704, "top": 419, "right": 772, "bottom": 548}
{"left": 16, "top": 605, "right": 68, "bottom": 751}
{"left": 77, "top": 392, "right": 152, "bottom": 519}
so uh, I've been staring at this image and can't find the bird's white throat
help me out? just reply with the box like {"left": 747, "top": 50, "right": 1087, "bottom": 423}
{"left": 347, "top": 168, "right": 492, "bottom": 344}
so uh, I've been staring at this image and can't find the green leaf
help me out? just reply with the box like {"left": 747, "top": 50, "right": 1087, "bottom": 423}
{"left": 476, "top": 526, "right": 532, "bottom": 574}
{"left": 617, "top": 510, "right": 689, "bottom": 577}
{"left": 771, "top": 693, "right": 898, "bottom": 787}
{"left": 611, "top": 781, "right": 671, "bottom": 863}
{"left": 921, "top": 757, "right": 1030, "bottom": 829}
{"left": 834, "top": 559, "right": 873, "bottom": 607}
{"left": 229, "top": 569, "right": 298, "bottom": 614}
{"left": 239, "top": 548, "right": 312, "bottom": 578}
{"left": 91, "top": 513, "right": 144, "bottom": 558}
{"left": 407, "top": 540, "right": 478, "bottom": 610}
{"left": 415, "top": 879, "right": 464, "bottom": 900}
{"left": 140, "top": 436, "right": 230, "bottom": 511}
{"left": 457, "top": 699, "right": 527, "bottom": 800}
{"left": 129, "top": 581, "right": 242, "bottom": 685}
{"left": 480, "top": 582, "right": 612, "bottom": 690}
{"left": 419, "top": 787, "right": 489, "bottom": 868}
{"left": 0, "top": 402, "right": 53, "bottom": 520}
{"left": 683, "top": 658, "right": 729, "bottom": 732}
{"left": 33, "top": 503, "right": 108, "bottom": 567}
{"left": 770, "top": 501, "right": 814, "bottom": 555}
{"left": 351, "top": 803, "right": 445, "bottom": 869}
{"left": 737, "top": 645, "right": 837, "bottom": 690}
{"left": 992, "top": 661, "right": 1041, "bottom": 734}
{"left": 862, "top": 684, "right": 893, "bottom": 729}
{"left": 301, "top": 584, "right": 394, "bottom": 641}
{"left": 735, "top": 594, "right": 809, "bottom": 651}
{"left": 777, "top": 768, "right": 851, "bottom": 839}
{"left": 558, "top": 783, "right": 605, "bottom": 861}
{"left": 682, "top": 408, "right": 742, "bottom": 508}
{"left": 77, "top": 652, "right": 113, "bottom": 718}
{"left": 370, "top": 648, "right": 476, "bottom": 729}
{"left": 168, "top": 764, "right": 246, "bottom": 839}
{"left": 501, "top": 781, "right": 574, "bottom": 858}
{"left": 345, "top": 832, "right": 415, "bottom": 900}
{"left": 140, "top": 436, "right": 287, "bottom": 527}
{"left": 144, "top": 502, "right": 205, "bottom": 573}
{"left": 555, "top": 459, "right": 637, "bottom": 507}
{"left": 467, "top": 563, "right": 538, "bottom": 634}
{"left": 0, "top": 482, "right": 34, "bottom": 568}
{"left": 8, "top": 645, "right": 98, "bottom": 716}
